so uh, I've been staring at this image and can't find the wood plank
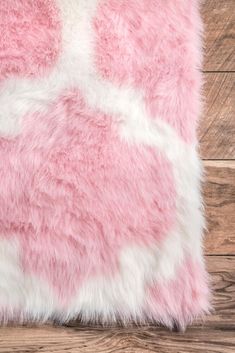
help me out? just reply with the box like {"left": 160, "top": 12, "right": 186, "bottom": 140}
{"left": 0, "top": 256, "right": 234, "bottom": 353}
{"left": 0, "top": 325, "right": 234, "bottom": 353}
{"left": 203, "top": 161, "right": 235, "bottom": 255}
{"left": 199, "top": 73, "right": 235, "bottom": 159}
{"left": 205, "top": 256, "right": 235, "bottom": 328}
{"left": 202, "top": 0, "right": 235, "bottom": 71}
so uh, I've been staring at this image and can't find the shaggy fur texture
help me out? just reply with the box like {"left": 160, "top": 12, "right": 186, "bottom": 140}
{"left": 0, "top": 0, "right": 210, "bottom": 330}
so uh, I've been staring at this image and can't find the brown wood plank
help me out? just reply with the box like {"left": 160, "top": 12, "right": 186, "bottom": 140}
{"left": 203, "top": 161, "right": 235, "bottom": 255}
{"left": 0, "top": 325, "right": 234, "bottom": 353}
{"left": 199, "top": 73, "right": 235, "bottom": 159}
{"left": 205, "top": 256, "right": 235, "bottom": 328}
{"left": 0, "top": 256, "right": 234, "bottom": 353}
{"left": 202, "top": 0, "right": 235, "bottom": 71}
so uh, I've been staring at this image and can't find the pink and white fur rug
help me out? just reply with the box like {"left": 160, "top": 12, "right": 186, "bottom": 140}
{"left": 0, "top": 0, "right": 210, "bottom": 330}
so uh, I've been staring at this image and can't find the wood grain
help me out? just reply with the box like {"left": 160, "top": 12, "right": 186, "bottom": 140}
{"left": 205, "top": 256, "right": 235, "bottom": 328}
{"left": 0, "top": 257, "right": 234, "bottom": 353}
{"left": 0, "top": 326, "right": 234, "bottom": 353}
{"left": 202, "top": 0, "right": 235, "bottom": 71}
{"left": 199, "top": 73, "right": 235, "bottom": 159}
{"left": 204, "top": 160, "right": 235, "bottom": 255}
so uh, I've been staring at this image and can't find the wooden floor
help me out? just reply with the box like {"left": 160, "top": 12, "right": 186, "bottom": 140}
{"left": 1, "top": 1, "right": 234, "bottom": 352}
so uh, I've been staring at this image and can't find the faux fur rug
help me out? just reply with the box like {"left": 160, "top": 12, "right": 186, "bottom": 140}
{"left": 0, "top": 0, "right": 210, "bottom": 330}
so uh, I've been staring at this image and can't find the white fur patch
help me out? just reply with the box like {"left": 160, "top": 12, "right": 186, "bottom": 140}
{"left": 0, "top": 238, "right": 58, "bottom": 322}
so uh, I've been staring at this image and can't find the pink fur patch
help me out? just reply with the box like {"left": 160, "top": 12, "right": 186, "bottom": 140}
{"left": 0, "top": 0, "right": 61, "bottom": 81}
{"left": 0, "top": 90, "right": 176, "bottom": 300}
{"left": 94, "top": 0, "right": 202, "bottom": 142}
{"left": 146, "top": 259, "right": 210, "bottom": 330}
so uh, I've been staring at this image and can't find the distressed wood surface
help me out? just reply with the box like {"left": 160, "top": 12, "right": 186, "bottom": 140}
{"left": 199, "top": 73, "right": 235, "bottom": 159}
{"left": 0, "top": 257, "right": 234, "bottom": 353}
{"left": 205, "top": 256, "right": 235, "bottom": 328}
{"left": 202, "top": 0, "right": 235, "bottom": 71}
{"left": 204, "top": 161, "right": 235, "bottom": 255}
{"left": 0, "top": 326, "right": 234, "bottom": 353}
